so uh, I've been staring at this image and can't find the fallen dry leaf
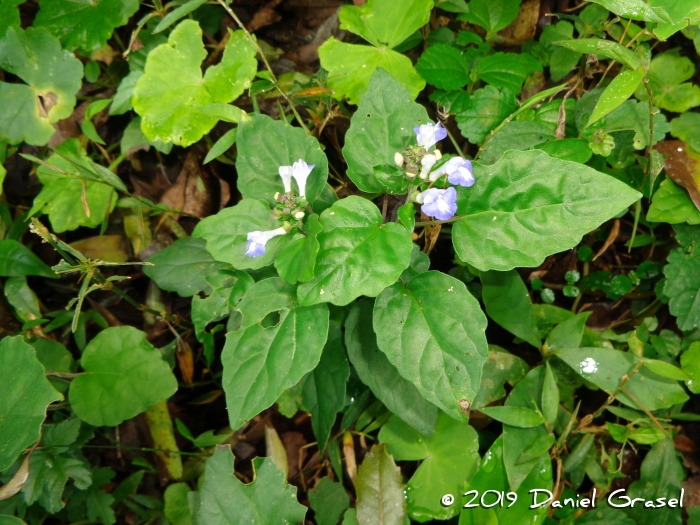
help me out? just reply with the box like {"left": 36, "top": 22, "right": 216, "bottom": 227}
{"left": 656, "top": 140, "right": 700, "bottom": 212}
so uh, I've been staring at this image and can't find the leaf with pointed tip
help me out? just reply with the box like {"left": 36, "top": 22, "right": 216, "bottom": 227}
{"left": 355, "top": 445, "right": 406, "bottom": 525}
{"left": 0, "top": 240, "right": 56, "bottom": 278}
{"left": 338, "top": 0, "right": 432, "bottom": 48}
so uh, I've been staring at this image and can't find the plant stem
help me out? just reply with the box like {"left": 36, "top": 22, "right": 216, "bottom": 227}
{"left": 415, "top": 216, "right": 461, "bottom": 227}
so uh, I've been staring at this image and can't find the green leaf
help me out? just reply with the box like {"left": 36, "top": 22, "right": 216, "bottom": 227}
{"left": 373, "top": 271, "right": 488, "bottom": 420}
{"left": 541, "top": 362, "right": 559, "bottom": 425}
{"left": 546, "top": 312, "right": 590, "bottom": 351}
{"left": 603, "top": 99, "right": 670, "bottom": 150}
{"left": 622, "top": 440, "right": 683, "bottom": 525}
{"left": 164, "top": 483, "right": 193, "bottom": 525}
{"left": 452, "top": 150, "right": 641, "bottom": 271}
{"left": 318, "top": 39, "right": 425, "bottom": 105}
{"left": 154, "top": 0, "right": 208, "bottom": 34}
{"left": 343, "top": 69, "right": 430, "bottom": 192}
{"left": 476, "top": 52, "right": 542, "bottom": 93}
{"left": 585, "top": 0, "right": 672, "bottom": 23}
{"left": 481, "top": 270, "right": 541, "bottom": 348}
{"left": 459, "top": 0, "right": 521, "bottom": 33}
{"left": 309, "top": 478, "right": 350, "bottom": 525}
{"left": 458, "top": 435, "right": 552, "bottom": 525}
{"left": 197, "top": 446, "right": 307, "bottom": 524}
{"left": 0, "top": 27, "right": 83, "bottom": 146}
{"left": 110, "top": 70, "right": 141, "bottom": 116}
{"left": 338, "top": 0, "right": 433, "bottom": 48}
{"left": 236, "top": 113, "right": 328, "bottom": 204}
{"left": 400, "top": 244, "right": 430, "bottom": 283}
{"left": 204, "top": 127, "right": 237, "bottom": 164}
{"left": 379, "top": 413, "right": 479, "bottom": 521}
{"left": 479, "top": 406, "right": 544, "bottom": 428}
{"left": 416, "top": 44, "right": 472, "bottom": 90}
{"left": 133, "top": 21, "right": 257, "bottom": 146}
{"left": 345, "top": 299, "right": 438, "bottom": 435}
{"left": 5, "top": 276, "right": 41, "bottom": 323}
{"left": 681, "top": 343, "right": 700, "bottom": 394}
{"left": 556, "top": 347, "right": 689, "bottom": 411}
{"left": 455, "top": 85, "right": 517, "bottom": 145}
{"left": 34, "top": 0, "right": 139, "bottom": 51}
{"left": 143, "top": 238, "right": 227, "bottom": 297}
{"left": 23, "top": 450, "right": 91, "bottom": 512}
{"left": 301, "top": 323, "right": 349, "bottom": 451}
{"left": 0, "top": 517, "right": 25, "bottom": 525}
{"left": 670, "top": 112, "right": 700, "bottom": 153}
{"left": 516, "top": 433, "right": 555, "bottom": 465}
{"left": 554, "top": 38, "right": 641, "bottom": 70}
{"left": 355, "top": 445, "right": 406, "bottom": 525}
{"left": 648, "top": 178, "right": 700, "bottom": 224}
{"left": 0, "top": 336, "right": 62, "bottom": 472}
{"left": 27, "top": 139, "right": 117, "bottom": 233}
{"left": 635, "top": 52, "right": 700, "bottom": 113}
{"left": 537, "top": 138, "right": 593, "bottom": 163}
{"left": 588, "top": 67, "right": 644, "bottom": 126}
{"left": 480, "top": 120, "right": 556, "bottom": 164}
{"left": 540, "top": 22, "right": 581, "bottom": 82}
{"left": 222, "top": 278, "right": 329, "bottom": 429}
{"left": 193, "top": 199, "right": 287, "bottom": 270}
{"left": 473, "top": 346, "right": 529, "bottom": 409}
{"left": 643, "top": 359, "right": 691, "bottom": 381}
{"left": 0, "top": 239, "right": 56, "bottom": 278}
{"left": 0, "top": 0, "right": 22, "bottom": 39}
{"left": 69, "top": 326, "right": 178, "bottom": 427}
{"left": 663, "top": 241, "right": 700, "bottom": 332}
{"left": 297, "top": 196, "right": 413, "bottom": 306}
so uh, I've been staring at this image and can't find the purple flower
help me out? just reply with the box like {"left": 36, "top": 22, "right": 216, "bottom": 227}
{"left": 292, "top": 159, "right": 314, "bottom": 198}
{"left": 278, "top": 165, "right": 293, "bottom": 193}
{"left": 245, "top": 227, "right": 288, "bottom": 258}
{"left": 416, "top": 187, "right": 457, "bottom": 221}
{"left": 414, "top": 122, "right": 447, "bottom": 151}
{"left": 429, "top": 157, "right": 474, "bottom": 187}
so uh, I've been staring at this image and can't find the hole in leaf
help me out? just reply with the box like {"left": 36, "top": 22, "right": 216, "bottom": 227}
{"left": 261, "top": 311, "right": 281, "bottom": 328}
{"left": 37, "top": 91, "right": 58, "bottom": 118}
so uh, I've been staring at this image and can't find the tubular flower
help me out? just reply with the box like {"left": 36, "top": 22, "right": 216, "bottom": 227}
{"left": 291, "top": 159, "right": 314, "bottom": 198}
{"left": 428, "top": 157, "right": 475, "bottom": 187}
{"left": 278, "top": 165, "right": 293, "bottom": 193}
{"left": 419, "top": 153, "right": 438, "bottom": 180}
{"left": 245, "top": 227, "right": 288, "bottom": 258}
{"left": 416, "top": 187, "right": 457, "bottom": 221}
{"left": 414, "top": 122, "right": 447, "bottom": 151}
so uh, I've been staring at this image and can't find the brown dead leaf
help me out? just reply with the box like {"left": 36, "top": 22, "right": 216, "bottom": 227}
{"left": 424, "top": 224, "right": 441, "bottom": 256}
{"left": 248, "top": 0, "right": 284, "bottom": 32}
{"left": 0, "top": 454, "right": 30, "bottom": 501}
{"left": 592, "top": 219, "right": 619, "bottom": 261}
{"left": 70, "top": 235, "right": 130, "bottom": 263}
{"left": 343, "top": 431, "right": 356, "bottom": 485}
{"left": 176, "top": 339, "right": 194, "bottom": 387}
{"left": 160, "top": 150, "right": 214, "bottom": 219}
{"left": 656, "top": 140, "right": 700, "bottom": 212}
{"left": 282, "top": 431, "right": 307, "bottom": 480}
{"left": 265, "top": 425, "right": 289, "bottom": 478}
{"left": 91, "top": 44, "right": 119, "bottom": 65}
{"left": 499, "top": 0, "right": 540, "bottom": 44}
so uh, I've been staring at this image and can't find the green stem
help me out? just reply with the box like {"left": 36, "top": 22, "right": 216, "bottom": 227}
{"left": 414, "top": 216, "right": 461, "bottom": 227}
{"left": 628, "top": 198, "right": 642, "bottom": 254}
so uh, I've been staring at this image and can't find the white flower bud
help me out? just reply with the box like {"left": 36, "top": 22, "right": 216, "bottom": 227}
{"left": 419, "top": 153, "right": 437, "bottom": 180}
{"left": 294, "top": 211, "right": 305, "bottom": 220}
{"left": 394, "top": 152, "right": 404, "bottom": 167}
{"left": 434, "top": 150, "right": 442, "bottom": 160}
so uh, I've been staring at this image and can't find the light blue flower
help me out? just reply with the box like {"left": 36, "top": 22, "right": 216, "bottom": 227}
{"left": 416, "top": 187, "right": 457, "bottom": 221}
{"left": 429, "top": 157, "right": 474, "bottom": 187}
{"left": 292, "top": 159, "right": 314, "bottom": 198}
{"left": 278, "top": 165, "right": 293, "bottom": 193}
{"left": 245, "top": 227, "right": 288, "bottom": 258}
{"left": 414, "top": 122, "right": 447, "bottom": 151}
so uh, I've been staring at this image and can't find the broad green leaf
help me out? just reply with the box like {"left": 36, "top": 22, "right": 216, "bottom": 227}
{"left": 455, "top": 85, "right": 517, "bottom": 145}
{"left": 681, "top": 343, "right": 700, "bottom": 394}
{"left": 0, "top": 239, "right": 56, "bottom": 278}
{"left": 0, "top": 336, "right": 62, "bottom": 472}
{"left": 0, "top": 27, "right": 83, "bottom": 146}
{"left": 355, "top": 445, "right": 406, "bottom": 525}
{"left": 481, "top": 270, "right": 541, "bottom": 348}
{"left": 222, "top": 278, "right": 329, "bottom": 429}
{"left": 301, "top": 323, "right": 349, "bottom": 451}
{"left": 275, "top": 215, "right": 322, "bottom": 285}
{"left": 154, "top": 0, "right": 208, "bottom": 33}
{"left": 144, "top": 238, "right": 227, "bottom": 297}
{"left": 23, "top": 450, "right": 91, "bottom": 512}
{"left": 588, "top": 67, "right": 644, "bottom": 126}
{"left": 648, "top": 178, "right": 700, "bottom": 224}
{"left": 458, "top": 435, "right": 551, "bottom": 525}
{"left": 400, "top": 244, "right": 430, "bottom": 282}
{"left": 380, "top": 413, "right": 479, "bottom": 521}
{"left": 0, "top": 517, "right": 25, "bottom": 525}
{"left": 670, "top": 112, "right": 700, "bottom": 153}
{"left": 70, "top": 467, "right": 117, "bottom": 525}
{"left": 502, "top": 367, "right": 549, "bottom": 490}
{"left": 663, "top": 241, "right": 700, "bottom": 332}
{"left": 541, "top": 362, "right": 559, "bottom": 425}
{"left": 585, "top": 0, "right": 672, "bottom": 23}
{"left": 452, "top": 150, "right": 641, "bottom": 271}
{"left": 556, "top": 347, "right": 689, "bottom": 410}
{"left": 133, "top": 21, "right": 257, "bottom": 146}
{"left": 69, "top": 326, "right": 178, "bottom": 427}
{"left": 345, "top": 299, "right": 438, "bottom": 435}
{"left": 309, "top": 478, "right": 350, "bottom": 525}
{"left": 27, "top": 139, "right": 117, "bottom": 233}
{"left": 164, "top": 483, "right": 193, "bottom": 525}
{"left": 476, "top": 52, "right": 542, "bottom": 93}
{"left": 34, "top": 0, "right": 139, "bottom": 51}
{"left": 197, "top": 446, "right": 307, "bottom": 524}
{"left": 0, "top": 0, "right": 22, "bottom": 39}
{"left": 480, "top": 120, "right": 556, "bottom": 164}
{"left": 546, "top": 312, "right": 590, "bottom": 351}
{"left": 343, "top": 69, "right": 430, "bottom": 192}
{"left": 297, "top": 196, "right": 413, "bottom": 306}
{"left": 516, "top": 433, "right": 555, "bottom": 465}
{"left": 576, "top": 508, "right": 638, "bottom": 524}
{"left": 473, "top": 346, "right": 529, "bottom": 409}
{"left": 373, "top": 271, "right": 488, "bottom": 420}
{"left": 338, "top": 0, "right": 433, "bottom": 48}
{"left": 416, "top": 44, "right": 472, "bottom": 90}
{"left": 539, "top": 21, "right": 581, "bottom": 82}
{"left": 643, "top": 359, "right": 690, "bottom": 381}
{"left": 537, "top": 138, "right": 593, "bottom": 163}
{"left": 318, "top": 39, "right": 425, "bottom": 105}
{"left": 5, "top": 276, "right": 41, "bottom": 323}
{"left": 236, "top": 114, "right": 328, "bottom": 204}
{"left": 193, "top": 199, "right": 288, "bottom": 270}
{"left": 622, "top": 439, "right": 683, "bottom": 525}
{"left": 459, "top": 0, "right": 521, "bottom": 33}
{"left": 635, "top": 53, "right": 700, "bottom": 113}
{"left": 603, "top": 99, "right": 670, "bottom": 150}
{"left": 479, "top": 406, "right": 544, "bottom": 428}
{"left": 110, "top": 70, "right": 141, "bottom": 116}
{"left": 554, "top": 39, "right": 641, "bottom": 70}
